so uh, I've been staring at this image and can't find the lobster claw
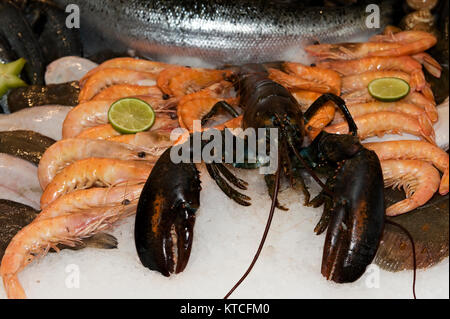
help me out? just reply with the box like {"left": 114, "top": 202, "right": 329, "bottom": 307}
{"left": 135, "top": 148, "right": 201, "bottom": 277}
{"left": 321, "top": 149, "right": 385, "bottom": 283}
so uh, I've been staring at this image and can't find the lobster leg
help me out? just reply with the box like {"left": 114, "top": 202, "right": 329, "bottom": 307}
{"left": 206, "top": 163, "right": 251, "bottom": 206}
{"left": 201, "top": 101, "right": 240, "bottom": 126}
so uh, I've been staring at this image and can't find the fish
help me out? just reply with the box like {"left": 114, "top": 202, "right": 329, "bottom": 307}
{"left": 0, "top": 200, "right": 37, "bottom": 261}
{"left": 45, "top": 57, "right": 98, "bottom": 85}
{"left": 0, "top": 1, "right": 44, "bottom": 85}
{"left": 0, "top": 200, "right": 119, "bottom": 261}
{"left": 22, "top": 0, "right": 82, "bottom": 66}
{"left": 53, "top": 0, "right": 394, "bottom": 67}
{"left": 6, "top": 82, "right": 79, "bottom": 112}
{"left": 375, "top": 186, "right": 449, "bottom": 271}
{"left": 0, "top": 130, "right": 55, "bottom": 165}
{"left": 0, "top": 106, "right": 71, "bottom": 140}
{"left": 0, "top": 153, "right": 42, "bottom": 210}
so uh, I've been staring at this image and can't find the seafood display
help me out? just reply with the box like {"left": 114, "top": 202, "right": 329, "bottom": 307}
{"left": 0, "top": 0, "right": 448, "bottom": 300}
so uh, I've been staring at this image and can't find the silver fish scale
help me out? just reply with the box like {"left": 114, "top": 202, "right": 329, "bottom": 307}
{"left": 55, "top": 0, "right": 393, "bottom": 66}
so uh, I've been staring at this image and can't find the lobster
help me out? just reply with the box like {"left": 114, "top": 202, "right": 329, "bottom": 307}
{"left": 134, "top": 63, "right": 386, "bottom": 297}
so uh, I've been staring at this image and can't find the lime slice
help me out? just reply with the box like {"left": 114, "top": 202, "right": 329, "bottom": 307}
{"left": 368, "top": 77, "right": 410, "bottom": 102}
{"left": 108, "top": 98, "right": 155, "bottom": 134}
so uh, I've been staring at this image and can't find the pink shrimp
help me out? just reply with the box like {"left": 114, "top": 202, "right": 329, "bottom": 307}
{"left": 411, "top": 52, "right": 442, "bottom": 78}
{"left": 282, "top": 62, "right": 342, "bottom": 95}
{"left": 343, "top": 90, "right": 438, "bottom": 123}
{"left": 0, "top": 201, "right": 137, "bottom": 299}
{"left": 157, "top": 66, "right": 233, "bottom": 97}
{"left": 341, "top": 71, "right": 412, "bottom": 94}
{"left": 80, "top": 58, "right": 172, "bottom": 86}
{"left": 365, "top": 141, "right": 449, "bottom": 195}
{"left": 91, "top": 84, "right": 163, "bottom": 101}
{"left": 38, "top": 138, "right": 160, "bottom": 189}
{"left": 40, "top": 158, "right": 153, "bottom": 208}
{"left": 381, "top": 160, "right": 441, "bottom": 216}
{"left": 35, "top": 184, "right": 143, "bottom": 221}
{"left": 317, "top": 56, "right": 428, "bottom": 90}
{"left": 332, "top": 101, "right": 434, "bottom": 137}
{"left": 62, "top": 96, "right": 176, "bottom": 139}
{"left": 268, "top": 68, "right": 338, "bottom": 95}
{"left": 107, "top": 129, "right": 174, "bottom": 150}
{"left": 324, "top": 111, "right": 435, "bottom": 143}
{"left": 306, "top": 31, "right": 437, "bottom": 60}
{"left": 78, "top": 68, "right": 160, "bottom": 102}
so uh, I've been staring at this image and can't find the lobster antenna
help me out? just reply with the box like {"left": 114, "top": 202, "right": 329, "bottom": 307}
{"left": 385, "top": 219, "right": 417, "bottom": 299}
{"left": 224, "top": 153, "right": 281, "bottom": 299}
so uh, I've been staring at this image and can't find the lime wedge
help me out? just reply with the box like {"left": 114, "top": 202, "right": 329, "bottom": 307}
{"left": 368, "top": 77, "right": 410, "bottom": 102}
{"left": 108, "top": 98, "right": 155, "bottom": 134}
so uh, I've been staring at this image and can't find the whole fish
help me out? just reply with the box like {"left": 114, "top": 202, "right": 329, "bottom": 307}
{"left": 0, "top": 106, "right": 71, "bottom": 140}
{"left": 0, "top": 130, "right": 55, "bottom": 165}
{"left": 0, "top": 153, "right": 42, "bottom": 210}
{"left": 54, "top": 0, "right": 394, "bottom": 66}
{"left": 0, "top": 1, "right": 44, "bottom": 84}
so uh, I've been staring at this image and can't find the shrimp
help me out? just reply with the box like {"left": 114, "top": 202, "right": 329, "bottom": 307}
{"left": 157, "top": 66, "right": 233, "bottom": 97}
{"left": 412, "top": 52, "right": 442, "bottom": 78}
{"left": 91, "top": 84, "right": 163, "bottom": 101}
{"left": 341, "top": 71, "right": 412, "bottom": 94}
{"left": 75, "top": 114, "right": 179, "bottom": 140}
{"left": 306, "top": 31, "right": 437, "bottom": 60}
{"left": 365, "top": 140, "right": 449, "bottom": 195}
{"left": 0, "top": 200, "right": 138, "bottom": 299}
{"left": 80, "top": 58, "right": 172, "bottom": 86}
{"left": 75, "top": 124, "right": 121, "bottom": 140}
{"left": 343, "top": 90, "right": 438, "bottom": 123}
{"left": 178, "top": 97, "right": 239, "bottom": 131}
{"left": 324, "top": 111, "right": 435, "bottom": 143}
{"left": 62, "top": 97, "right": 177, "bottom": 139}
{"left": 280, "top": 62, "right": 342, "bottom": 95}
{"left": 107, "top": 130, "right": 174, "bottom": 151}
{"left": 317, "top": 56, "right": 428, "bottom": 90}
{"left": 332, "top": 101, "right": 434, "bottom": 137}
{"left": 40, "top": 158, "right": 153, "bottom": 208}
{"left": 38, "top": 139, "right": 160, "bottom": 189}
{"left": 368, "top": 31, "right": 438, "bottom": 56}
{"left": 268, "top": 68, "right": 339, "bottom": 95}
{"left": 35, "top": 184, "right": 143, "bottom": 221}
{"left": 381, "top": 160, "right": 441, "bottom": 216}
{"left": 78, "top": 68, "right": 160, "bottom": 102}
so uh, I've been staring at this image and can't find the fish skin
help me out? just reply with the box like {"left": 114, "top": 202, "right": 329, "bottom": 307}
{"left": 54, "top": 0, "right": 394, "bottom": 66}
{"left": 0, "top": 130, "right": 56, "bottom": 166}
{"left": 22, "top": 1, "right": 83, "bottom": 66}
{"left": 0, "top": 1, "right": 44, "bottom": 85}
{"left": 0, "top": 200, "right": 38, "bottom": 260}
{"left": 0, "top": 106, "right": 71, "bottom": 140}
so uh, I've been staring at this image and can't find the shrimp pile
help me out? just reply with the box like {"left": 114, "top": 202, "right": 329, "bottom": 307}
{"left": 1, "top": 58, "right": 192, "bottom": 299}
{"left": 304, "top": 30, "right": 448, "bottom": 216}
